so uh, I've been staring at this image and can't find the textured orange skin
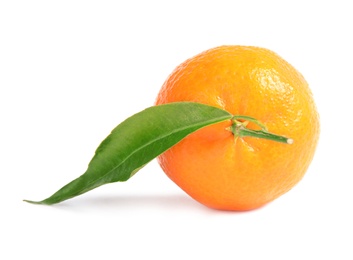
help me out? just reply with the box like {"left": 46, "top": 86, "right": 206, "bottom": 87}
{"left": 156, "top": 46, "right": 320, "bottom": 211}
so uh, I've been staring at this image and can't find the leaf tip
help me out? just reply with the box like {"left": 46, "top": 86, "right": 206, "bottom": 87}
{"left": 23, "top": 199, "right": 45, "bottom": 205}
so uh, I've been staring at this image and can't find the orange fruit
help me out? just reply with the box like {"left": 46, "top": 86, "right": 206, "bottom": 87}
{"left": 155, "top": 45, "right": 320, "bottom": 211}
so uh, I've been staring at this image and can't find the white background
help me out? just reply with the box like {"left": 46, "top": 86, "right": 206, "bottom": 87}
{"left": 1, "top": 1, "right": 352, "bottom": 259}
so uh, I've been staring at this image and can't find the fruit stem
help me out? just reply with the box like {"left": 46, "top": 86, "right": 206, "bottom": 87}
{"left": 228, "top": 116, "right": 293, "bottom": 144}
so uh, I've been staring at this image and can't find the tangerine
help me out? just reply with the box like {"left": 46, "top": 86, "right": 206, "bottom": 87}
{"left": 155, "top": 45, "right": 320, "bottom": 211}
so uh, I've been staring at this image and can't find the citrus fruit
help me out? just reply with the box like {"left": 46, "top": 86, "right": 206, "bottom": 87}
{"left": 155, "top": 45, "right": 320, "bottom": 211}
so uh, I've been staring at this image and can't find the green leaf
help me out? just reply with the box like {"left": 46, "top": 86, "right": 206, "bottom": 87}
{"left": 24, "top": 102, "right": 232, "bottom": 205}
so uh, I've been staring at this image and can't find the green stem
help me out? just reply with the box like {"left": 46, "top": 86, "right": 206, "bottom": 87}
{"left": 229, "top": 116, "right": 293, "bottom": 144}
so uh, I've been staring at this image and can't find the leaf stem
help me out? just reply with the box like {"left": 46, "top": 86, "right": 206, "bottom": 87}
{"left": 228, "top": 116, "right": 293, "bottom": 144}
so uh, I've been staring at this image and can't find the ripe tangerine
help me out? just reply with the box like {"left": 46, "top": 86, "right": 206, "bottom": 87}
{"left": 156, "top": 45, "right": 320, "bottom": 211}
